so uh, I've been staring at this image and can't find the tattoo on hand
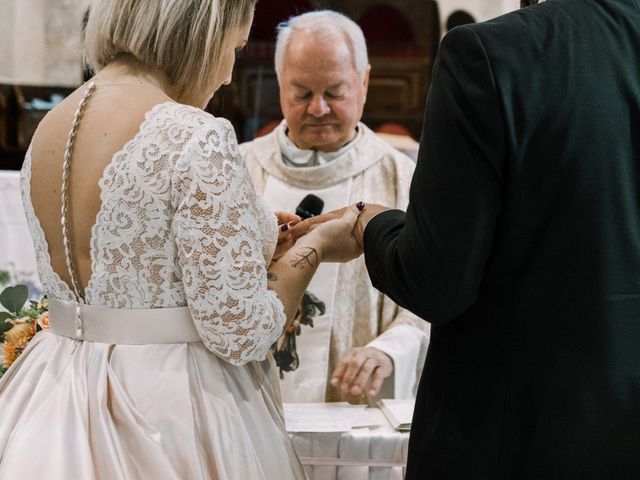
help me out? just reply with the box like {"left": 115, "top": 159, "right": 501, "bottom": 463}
{"left": 289, "top": 247, "right": 319, "bottom": 270}
{"left": 267, "top": 271, "right": 278, "bottom": 281}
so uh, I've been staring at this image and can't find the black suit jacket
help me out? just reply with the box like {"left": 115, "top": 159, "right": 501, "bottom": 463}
{"left": 364, "top": 0, "right": 640, "bottom": 478}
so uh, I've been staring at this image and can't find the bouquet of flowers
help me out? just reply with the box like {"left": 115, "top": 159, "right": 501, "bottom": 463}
{"left": 0, "top": 278, "right": 48, "bottom": 378}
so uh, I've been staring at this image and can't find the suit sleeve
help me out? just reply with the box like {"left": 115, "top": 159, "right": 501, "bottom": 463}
{"left": 364, "top": 25, "right": 505, "bottom": 325}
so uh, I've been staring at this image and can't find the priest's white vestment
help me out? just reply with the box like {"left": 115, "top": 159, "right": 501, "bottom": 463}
{"left": 241, "top": 121, "right": 430, "bottom": 403}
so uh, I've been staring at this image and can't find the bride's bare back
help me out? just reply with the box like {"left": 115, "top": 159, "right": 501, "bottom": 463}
{"left": 29, "top": 78, "right": 172, "bottom": 297}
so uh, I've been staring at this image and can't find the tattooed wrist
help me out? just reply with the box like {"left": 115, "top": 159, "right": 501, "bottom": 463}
{"left": 289, "top": 247, "right": 319, "bottom": 270}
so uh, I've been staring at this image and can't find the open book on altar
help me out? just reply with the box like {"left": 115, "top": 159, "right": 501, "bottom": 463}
{"left": 283, "top": 402, "right": 376, "bottom": 432}
{"left": 377, "top": 399, "right": 415, "bottom": 431}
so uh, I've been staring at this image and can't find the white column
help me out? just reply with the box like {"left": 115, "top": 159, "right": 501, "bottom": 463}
{"left": 0, "top": 0, "right": 18, "bottom": 83}
{"left": 0, "top": 0, "right": 90, "bottom": 86}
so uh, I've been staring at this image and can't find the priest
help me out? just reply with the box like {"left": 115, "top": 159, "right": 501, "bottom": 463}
{"left": 240, "top": 10, "right": 429, "bottom": 403}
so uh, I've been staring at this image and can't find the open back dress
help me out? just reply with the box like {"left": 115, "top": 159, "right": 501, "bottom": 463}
{"left": 0, "top": 83, "right": 306, "bottom": 480}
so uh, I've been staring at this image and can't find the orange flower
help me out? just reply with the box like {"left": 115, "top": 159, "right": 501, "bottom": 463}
{"left": 37, "top": 312, "right": 49, "bottom": 330}
{"left": 2, "top": 341, "right": 17, "bottom": 370}
{"left": 5, "top": 323, "right": 36, "bottom": 344}
{"left": 1, "top": 323, "right": 37, "bottom": 370}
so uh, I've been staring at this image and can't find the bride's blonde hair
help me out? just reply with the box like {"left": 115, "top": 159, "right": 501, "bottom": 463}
{"left": 84, "top": 0, "right": 256, "bottom": 97}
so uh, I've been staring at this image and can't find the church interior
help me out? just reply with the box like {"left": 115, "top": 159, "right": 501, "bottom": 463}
{"left": 3, "top": 1, "right": 638, "bottom": 478}
{"left": 0, "top": 0, "right": 517, "bottom": 169}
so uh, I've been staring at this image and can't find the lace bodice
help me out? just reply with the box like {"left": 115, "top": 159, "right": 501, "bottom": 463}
{"left": 20, "top": 102, "right": 285, "bottom": 365}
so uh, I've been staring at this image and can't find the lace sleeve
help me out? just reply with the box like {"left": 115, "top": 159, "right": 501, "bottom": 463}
{"left": 171, "top": 118, "right": 285, "bottom": 365}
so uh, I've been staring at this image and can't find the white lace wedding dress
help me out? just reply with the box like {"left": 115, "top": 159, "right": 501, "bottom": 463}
{"left": 0, "top": 95, "right": 306, "bottom": 479}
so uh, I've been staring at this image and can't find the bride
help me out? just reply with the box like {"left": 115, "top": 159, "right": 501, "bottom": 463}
{"left": 0, "top": 0, "right": 362, "bottom": 478}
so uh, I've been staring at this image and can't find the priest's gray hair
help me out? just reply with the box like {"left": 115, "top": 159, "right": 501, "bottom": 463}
{"left": 274, "top": 10, "right": 369, "bottom": 81}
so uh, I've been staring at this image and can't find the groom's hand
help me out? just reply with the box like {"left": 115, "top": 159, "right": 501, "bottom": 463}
{"left": 351, "top": 204, "right": 391, "bottom": 247}
{"left": 290, "top": 204, "right": 392, "bottom": 247}
{"left": 330, "top": 346, "right": 393, "bottom": 397}
{"left": 288, "top": 209, "right": 346, "bottom": 239}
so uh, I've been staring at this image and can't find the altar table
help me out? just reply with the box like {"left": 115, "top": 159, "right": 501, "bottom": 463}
{"left": 289, "top": 407, "right": 410, "bottom": 480}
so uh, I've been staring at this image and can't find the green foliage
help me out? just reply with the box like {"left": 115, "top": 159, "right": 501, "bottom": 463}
{"left": 0, "top": 314, "right": 12, "bottom": 334}
{"left": 0, "top": 283, "right": 47, "bottom": 378}
{"left": 0, "top": 285, "right": 29, "bottom": 315}
{"left": 0, "top": 270, "right": 9, "bottom": 286}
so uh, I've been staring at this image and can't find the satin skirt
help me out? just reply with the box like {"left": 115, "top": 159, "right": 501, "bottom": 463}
{"left": 0, "top": 328, "right": 306, "bottom": 479}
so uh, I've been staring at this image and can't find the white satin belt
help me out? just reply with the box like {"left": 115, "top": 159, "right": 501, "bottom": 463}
{"left": 48, "top": 299, "right": 201, "bottom": 344}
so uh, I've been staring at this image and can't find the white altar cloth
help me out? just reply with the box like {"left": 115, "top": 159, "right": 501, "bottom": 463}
{"left": 289, "top": 407, "right": 409, "bottom": 480}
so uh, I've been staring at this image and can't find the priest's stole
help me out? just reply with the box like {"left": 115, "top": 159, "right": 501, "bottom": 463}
{"left": 263, "top": 176, "right": 353, "bottom": 402}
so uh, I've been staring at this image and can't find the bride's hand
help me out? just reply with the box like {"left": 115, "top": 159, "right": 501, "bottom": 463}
{"left": 273, "top": 211, "right": 301, "bottom": 262}
{"left": 305, "top": 204, "right": 363, "bottom": 263}
{"left": 275, "top": 211, "right": 301, "bottom": 227}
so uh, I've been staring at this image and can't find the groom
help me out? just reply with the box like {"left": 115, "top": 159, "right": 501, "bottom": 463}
{"left": 299, "top": 0, "right": 640, "bottom": 477}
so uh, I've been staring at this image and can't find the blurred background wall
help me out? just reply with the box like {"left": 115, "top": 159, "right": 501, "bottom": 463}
{"left": 0, "top": 0, "right": 518, "bottom": 169}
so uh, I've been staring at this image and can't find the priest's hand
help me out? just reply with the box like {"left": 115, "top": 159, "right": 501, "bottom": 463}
{"left": 330, "top": 346, "right": 393, "bottom": 397}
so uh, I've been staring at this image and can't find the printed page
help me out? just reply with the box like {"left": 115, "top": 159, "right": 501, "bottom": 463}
{"left": 283, "top": 402, "right": 370, "bottom": 432}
